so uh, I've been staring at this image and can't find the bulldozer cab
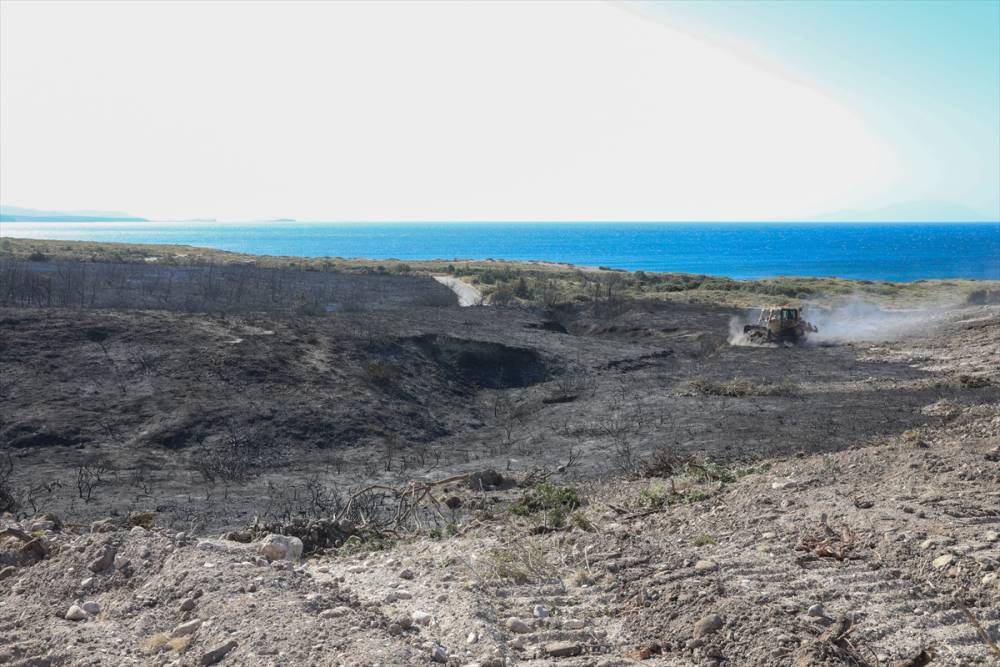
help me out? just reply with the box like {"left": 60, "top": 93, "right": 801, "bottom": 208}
{"left": 758, "top": 307, "right": 801, "bottom": 329}
{"left": 744, "top": 305, "right": 817, "bottom": 344}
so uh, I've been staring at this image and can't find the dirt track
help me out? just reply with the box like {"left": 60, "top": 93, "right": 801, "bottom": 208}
{"left": 434, "top": 276, "right": 483, "bottom": 306}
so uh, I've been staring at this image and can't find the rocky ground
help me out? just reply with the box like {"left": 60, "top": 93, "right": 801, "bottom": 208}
{"left": 1, "top": 395, "right": 997, "bottom": 666}
{"left": 2, "top": 251, "right": 999, "bottom": 665}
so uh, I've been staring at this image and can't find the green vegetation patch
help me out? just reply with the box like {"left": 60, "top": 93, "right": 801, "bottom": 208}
{"left": 510, "top": 482, "right": 582, "bottom": 517}
{"left": 685, "top": 377, "right": 798, "bottom": 398}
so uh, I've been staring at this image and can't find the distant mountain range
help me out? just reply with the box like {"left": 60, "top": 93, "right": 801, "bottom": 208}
{"left": 808, "top": 201, "right": 994, "bottom": 223}
{"left": 3, "top": 202, "right": 994, "bottom": 224}
{"left": 0, "top": 205, "right": 147, "bottom": 222}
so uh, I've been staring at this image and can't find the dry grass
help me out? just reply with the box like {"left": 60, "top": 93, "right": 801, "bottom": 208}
{"left": 167, "top": 636, "right": 191, "bottom": 653}
{"left": 685, "top": 376, "right": 798, "bottom": 398}
{"left": 142, "top": 632, "right": 169, "bottom": 652}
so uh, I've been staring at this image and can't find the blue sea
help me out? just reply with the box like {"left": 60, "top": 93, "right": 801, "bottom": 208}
{"left": 2, "top": 221, "right": 998, "bottom": 281}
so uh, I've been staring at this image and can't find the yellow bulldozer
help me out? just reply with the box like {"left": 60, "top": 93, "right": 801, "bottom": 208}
{"left": 742, "top": 306, "right": 817, "bottom": 345}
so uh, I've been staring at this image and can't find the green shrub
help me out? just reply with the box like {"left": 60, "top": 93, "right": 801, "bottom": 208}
{"left": 510, "top": 482, "right": 581, "bottom": 517}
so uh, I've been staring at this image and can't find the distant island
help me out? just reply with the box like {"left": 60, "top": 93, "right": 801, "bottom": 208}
{"left": 0, "top": 204, "right": 147, "bottom": 222}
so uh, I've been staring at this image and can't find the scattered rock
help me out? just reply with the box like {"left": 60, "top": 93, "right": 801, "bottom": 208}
{"left": 430, "top": 642, "right": 448, "bottom": 663}
{"left": 561, "top": 618, "right": 586, "bottom": 630}
{"left": 394, "top": 614, "right": 413, "bottom": 630}
{"left": 771, "top": 479, "right": 799, "bottom": 490}
{"left": 90, "top": 519, "right": 116, "bottom": 533}
{"left": 87, "top": 544, "right": 117, "bottom": 573}
{"left": 0, "top": 566, "right": 16, "bottom": 581}
{"left": 172, "top": 618, "right": 203, "bottom": 637}
{"left": 807, "top": 603, "right": 827, "bottom": 618}
{"left": 65, "top": 605, "right": 88, "bottom": 621}
{"left": 180, "top": 598, "right": 197, "bottom": 612}
{"left": 319, "top": 606, "right": 352, "bottom": 618}
{"left": 631, "top": 643, "right": 661, "bottom": 660}
{"left": 82, "top": 601, "right": 101, "bottom": 615}
{"left": 973, "top": 554, "right": 997, "bottom": 571}
{"left": 466, "top": 631, "right": 479, "bottom": 644}
{"left": 693, "top": 613, "right": 723, "bottom": 639}
{"left": 506, "top": 617, "right": 531, "bottom": 634}
{"left": 533, "top": 604, "right": 548, "bottom": 618}
{"left": 694, "top": 560, "right": 719, "bottom": 573}
{"left": 412, "top": 610, "right": 432, "bottom": 626}
{"left": 932, "top": 554, "right": 955, "bottom": 569}
{"left": 398, "top": 568, "right": 415, "bottom": 580}
{"left": 200, "top": 639, "right": 237, "bottom": 665}
{"left": 545, "top": 641, "right": 582, "bottom": 658}
{"left": 257, "top": 534, "right": 303, "bottom": 562}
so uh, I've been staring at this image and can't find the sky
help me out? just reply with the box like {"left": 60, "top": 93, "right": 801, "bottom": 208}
{"left": 0, "top": 0, "right": 997, "bottom": 222}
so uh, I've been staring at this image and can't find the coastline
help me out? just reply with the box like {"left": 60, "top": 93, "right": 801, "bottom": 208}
{"left": 2, "top": 236, "right": 997, "bottom": 309}
{"left": 1, "top": 220, "right": 997, "bottom": 282}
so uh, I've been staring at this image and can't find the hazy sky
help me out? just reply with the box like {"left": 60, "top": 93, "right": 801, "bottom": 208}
{"left": 1, "top": 0, "right": 997, "bottom": 221}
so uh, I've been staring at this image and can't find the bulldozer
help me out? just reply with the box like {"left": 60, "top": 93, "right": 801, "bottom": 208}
{"left": 742, "top": 306, "right": 817, "bottom": 345}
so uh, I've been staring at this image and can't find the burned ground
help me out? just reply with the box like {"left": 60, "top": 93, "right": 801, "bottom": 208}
{"left": 1, "top": 280, "right": 997, "bottom": 532}
{"left": 0, "top": 257, "right": 455, "bottom": 313}
{"left": 2, "top": 254, "right": 999, "bottom": 666}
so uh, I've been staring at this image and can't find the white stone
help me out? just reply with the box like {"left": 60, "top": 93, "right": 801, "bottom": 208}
{"left": 932, "top": 554, "right": 955, "bottom": 569}
{"left": 172, "top": 618, "right": 203, "bottom": 637}
{"left": 412, "top": 610, "right": 433, "bottom": 626}
{"left": 533, "top": 605, "right": 548, "bottom": 618}
{"left": 65, "top": 605, "right": 88, "bottom": 621}
{"left": 257, "top": 534, "right": 304, "bottom": 562}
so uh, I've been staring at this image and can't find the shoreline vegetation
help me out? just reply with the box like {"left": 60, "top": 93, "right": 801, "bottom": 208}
{"left": 1, "top": 236, "right": 997, "bottom": 308}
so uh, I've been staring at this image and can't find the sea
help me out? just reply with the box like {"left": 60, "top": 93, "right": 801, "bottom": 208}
{"left": 2, "top": 221, "right": 998, "bottom": 282}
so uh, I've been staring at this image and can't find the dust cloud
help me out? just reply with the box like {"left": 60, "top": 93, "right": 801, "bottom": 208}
{"left": 804, "top": 298, "right": 948, "bottom": 343}
{"left": 728, "top": 298, "right": 952, "bottom": 345}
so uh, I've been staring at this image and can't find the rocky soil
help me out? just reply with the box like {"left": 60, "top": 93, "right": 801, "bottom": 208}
{"left": 1, "top": 394, "right": 998, "bottom": 666}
